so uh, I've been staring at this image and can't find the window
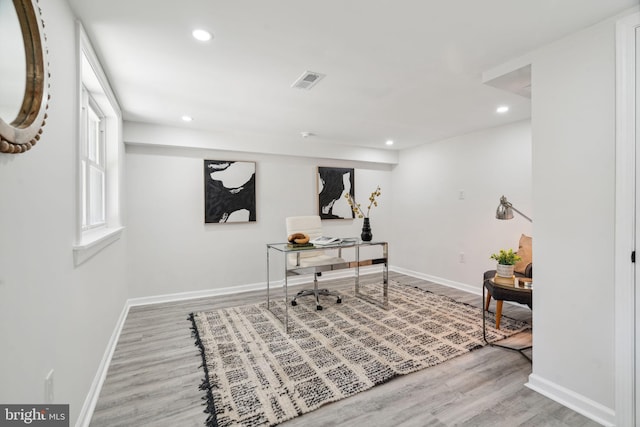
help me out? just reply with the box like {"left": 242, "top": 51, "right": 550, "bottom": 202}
{"left": 73, "top": 24, "right": 124, "bottom": 265}
{"left": 81, "top": 90, "right": 106, "bottom": 229}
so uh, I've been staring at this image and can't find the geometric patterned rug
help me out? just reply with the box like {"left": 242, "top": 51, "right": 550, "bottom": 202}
{"left": 189, "top": 281, "right": 528, "bottom": 427}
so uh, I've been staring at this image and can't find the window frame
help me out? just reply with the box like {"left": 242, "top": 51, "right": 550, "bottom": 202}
{"left": 73, "top": 23, "right": 124, "bottom": 266}
{"left": 80, "top": 88, "right": 107, "bottom": 231}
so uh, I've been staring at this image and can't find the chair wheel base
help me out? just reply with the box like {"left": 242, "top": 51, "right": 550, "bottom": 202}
{"left": 290, "top": 287, "right": 340, "bottom": 310}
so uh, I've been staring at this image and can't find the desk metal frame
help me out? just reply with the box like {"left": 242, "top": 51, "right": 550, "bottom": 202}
{"left": 482, "top": 278, "right": 532, "bottom": 362}
{"left": 267, "top": 240, "right": 388, "bottom": 332}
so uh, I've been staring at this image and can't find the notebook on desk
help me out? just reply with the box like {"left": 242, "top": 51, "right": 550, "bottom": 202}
{"left": 309, "top": 236, "right": 341, "bottom": 246}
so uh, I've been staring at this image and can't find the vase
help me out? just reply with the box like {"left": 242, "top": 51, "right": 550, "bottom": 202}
{"left": 496, "top": 263, "right": 514, "bottom": 278}
{"left": 361, "top": 217, "right": 373, "bottom": 242}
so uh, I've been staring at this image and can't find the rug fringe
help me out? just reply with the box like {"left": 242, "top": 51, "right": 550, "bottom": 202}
{"left": 188, "top": 313, "right": 219, "bottom": 427}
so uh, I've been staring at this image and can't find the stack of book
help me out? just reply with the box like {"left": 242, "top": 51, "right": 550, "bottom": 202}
{"left": 493, "top": 274, "right": 533, "bottom": 289}
{"left": 287, "top": 242, "right": 314, "bottom": 249}
{"left": 493, "top": 274, "right": 515, "bottom": 285}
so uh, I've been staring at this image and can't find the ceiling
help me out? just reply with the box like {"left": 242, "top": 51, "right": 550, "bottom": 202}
{"left": 67, "top": 0, "right": 637, "bottom": 151}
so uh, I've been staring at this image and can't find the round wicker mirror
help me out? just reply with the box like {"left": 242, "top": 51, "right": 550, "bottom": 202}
{"left": 0, "top": 0, "right": 49, "bottom": 154}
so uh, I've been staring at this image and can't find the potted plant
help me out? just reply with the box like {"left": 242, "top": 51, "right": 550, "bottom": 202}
{"left": 490, "top": 249, "right": 522, "bottom": 278}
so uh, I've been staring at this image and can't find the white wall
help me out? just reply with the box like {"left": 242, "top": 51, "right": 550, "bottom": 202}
{"left": 390, "top": 120, "right": 532, "bottom": 290}
{"left": 125, "top": 121, "right": 399, "bottom": 165}
{"left": 0, "top": 3, "right": 623, "bottom": 426}
{"left": 0, "top": 1, "right": 128, "bottom": 424}
{"left": 528, "top": 13, "right": 624, "bottom": 421}
{"left": 125, "top": 144, "right": 392, "bottom": 297}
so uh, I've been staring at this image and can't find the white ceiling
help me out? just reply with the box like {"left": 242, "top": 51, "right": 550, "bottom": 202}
{"left": 67, "top": 0, "right": 637, "bottom": 151}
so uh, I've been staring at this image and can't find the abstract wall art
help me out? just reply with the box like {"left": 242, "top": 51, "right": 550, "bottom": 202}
{"left": 317, "top": 166, "right": 355, "bottom": 219}
{"left": 204, "top": 160, "right": 256, "bottom": 223}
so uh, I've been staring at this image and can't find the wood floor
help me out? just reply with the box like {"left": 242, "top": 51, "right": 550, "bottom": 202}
{"left": 89, "top": 272, "right": 599, "bottom": 427}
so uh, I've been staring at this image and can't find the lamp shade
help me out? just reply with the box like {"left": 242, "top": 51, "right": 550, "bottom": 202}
{"left": 495, "top": 195, "right": 532, "bottom": 223}
{"left": 496, "top": 196, "right": 514, "bottom": 220}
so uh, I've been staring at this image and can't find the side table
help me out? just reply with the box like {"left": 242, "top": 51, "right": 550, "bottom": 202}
{"left": 482, "top": 275, "right": 532, "bottom": 362}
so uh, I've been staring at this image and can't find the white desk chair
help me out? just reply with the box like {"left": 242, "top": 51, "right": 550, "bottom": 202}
{"left": 286, "top": 215, "right": 345, "bottom": 310}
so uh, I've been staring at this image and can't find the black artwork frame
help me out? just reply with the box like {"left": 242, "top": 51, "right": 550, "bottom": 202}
{"left": 204, "top": 160, "right": 256, "bottom": 223}
{"left": 317, "top": 166, "right": 355, "bottom": 219}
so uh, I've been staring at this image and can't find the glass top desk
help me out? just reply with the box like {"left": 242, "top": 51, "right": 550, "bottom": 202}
{"left": 266, "top": 239, "right": 388, "bottom": 332}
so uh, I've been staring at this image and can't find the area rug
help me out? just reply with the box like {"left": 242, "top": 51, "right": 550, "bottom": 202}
{"left": 189, "top": 281, "right": 528, "bottom": 427}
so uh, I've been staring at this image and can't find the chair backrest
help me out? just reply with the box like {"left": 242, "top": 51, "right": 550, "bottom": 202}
{"left": 286, "top": 215, "right": 324, "bottom": 259}
{"left": 286, "top": 215, "right": 322, "bottom": 239}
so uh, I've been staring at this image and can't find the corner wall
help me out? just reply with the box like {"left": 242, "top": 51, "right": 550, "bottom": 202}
{"left": 390, "top": 120, "right": 533, "bottom": 291}
{"left": 527, "top": 11, "right": 631, "bottom": 425}
{"left": 0, "top": 2, "right": 128, "bottom": 424}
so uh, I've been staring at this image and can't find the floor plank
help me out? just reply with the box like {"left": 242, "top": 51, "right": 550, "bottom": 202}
{"left": 89, "top": 272, "right": 598, "bottom": 427}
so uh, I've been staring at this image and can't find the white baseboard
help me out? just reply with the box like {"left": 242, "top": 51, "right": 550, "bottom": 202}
{"left": 396, "top": 267, "right": 613, "bottom": 426}
{"left": 75, "top": 265, "right": 383, "bottom": 425}
{"left": 392, "top": 266, "right": 532, "bottom": 310}
{"left": 126, "top": 266, "right": 382, "bottom": 307}
{"left": 127, "top": 281, "right": 267, "bottom": 307}
{"left": 78, "top": 267, "right": 612, "bottom": 426}
{"left": 75, "top": 303, "right": 130, "bottom": 427}
{"left": 526, "top": 374, "right": 615, "bottom": 427}
{"left": 391, "top": 266, "right": 481, "bottom": 296}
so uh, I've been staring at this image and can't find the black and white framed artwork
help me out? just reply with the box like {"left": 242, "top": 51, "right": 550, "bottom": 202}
{"left": 204, "top": 160, "right": 256, "bottom": 223}
{"left": 317, "top": 166, "right": 355, "bottom": 219}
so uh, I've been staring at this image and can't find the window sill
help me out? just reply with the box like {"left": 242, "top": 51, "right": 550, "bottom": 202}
{"left": 73, "top": 226, "right": 125, "bottom": 266}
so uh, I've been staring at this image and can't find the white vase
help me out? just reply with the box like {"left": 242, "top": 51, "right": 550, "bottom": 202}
{"left": 496, "top": 263, "right": 514, "bottom": 278}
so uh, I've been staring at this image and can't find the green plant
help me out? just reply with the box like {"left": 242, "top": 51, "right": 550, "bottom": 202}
{"left": 345, "top": 186, "right": 381, "bottom": 218}
{"left": 490, "top": 249, "right": 521, "bottom": 265}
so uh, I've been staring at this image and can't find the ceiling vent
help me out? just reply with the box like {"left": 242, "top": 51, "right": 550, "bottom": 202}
{"left": 291, "top": 71, "right": 326, "bottom": 90}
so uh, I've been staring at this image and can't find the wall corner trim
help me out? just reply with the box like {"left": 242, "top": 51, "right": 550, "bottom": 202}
{"left": 614, "top": 10, "right": 640, "bottom": 427}
{"left": 526, "top": 374, "right": 615, "bottom": 427}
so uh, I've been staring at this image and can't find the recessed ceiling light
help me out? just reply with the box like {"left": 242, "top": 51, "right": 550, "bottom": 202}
{"left": 181, "top": 115, "right": 193, "bottom": 122}
{"left": 385, "top": 140, "right": 394, "bottom": 146}
{"left": 496, "top": 105, "right": 509, "bottom": 114}
{"left": 300, "top": 131, "right": 314, "bottom": 138}
{"left": 192, "top": 29, "right": 212, "bottom": 42}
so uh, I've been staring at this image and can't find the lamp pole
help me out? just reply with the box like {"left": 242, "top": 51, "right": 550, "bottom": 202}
{"left": 496, "top": 195, "right": 533, "bottom": 223}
